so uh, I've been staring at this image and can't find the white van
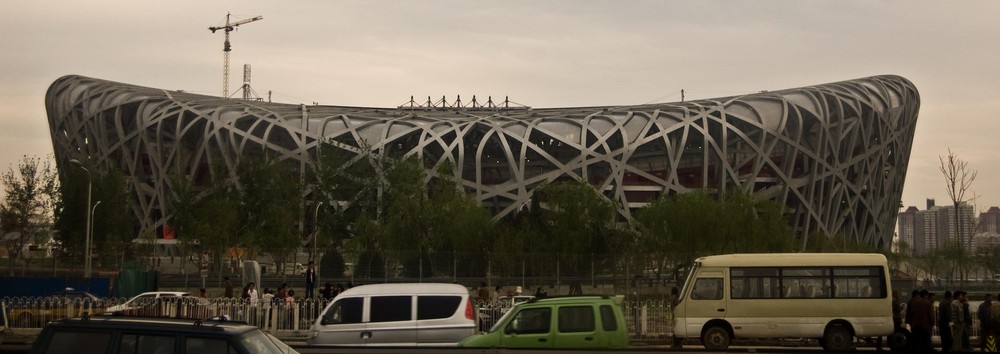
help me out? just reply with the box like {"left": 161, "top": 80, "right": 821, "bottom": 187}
{"left": 307, "top": 283, "right": 476, "bottom": 346}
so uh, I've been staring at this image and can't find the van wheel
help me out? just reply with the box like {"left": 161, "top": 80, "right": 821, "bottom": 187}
{"left": 702, "top": 325, "right": 731, "bottom": 351}
{"left": 823, "top": 323, "right": 852, "bottom": 351}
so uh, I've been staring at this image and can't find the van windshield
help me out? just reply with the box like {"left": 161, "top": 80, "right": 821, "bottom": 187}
{"left": 676, "top": 265, "right": 698, "bottom": 305}
{"left": 240, "top": 330, "right": 301, "bottom": 354}
{"left": 487, "top": 306, "right": 518, "bottom": 333}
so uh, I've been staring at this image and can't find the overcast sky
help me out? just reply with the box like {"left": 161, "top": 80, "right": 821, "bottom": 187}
{"left": 2, "top": 0, "right": 998, "bottom": 213}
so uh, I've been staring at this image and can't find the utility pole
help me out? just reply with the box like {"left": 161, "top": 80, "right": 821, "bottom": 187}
{"left": 209, "top": 13, "right": 262, "bottom": 97}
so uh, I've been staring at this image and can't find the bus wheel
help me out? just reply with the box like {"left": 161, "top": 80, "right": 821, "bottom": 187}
{"left": 702, "top": 326, "right": 731, "bottom": 351}
{"left": 888, "top": 328, "right": 910, "bottom": 352}
{"left": 823, "top": 323, "right": 853, "bottom": 352}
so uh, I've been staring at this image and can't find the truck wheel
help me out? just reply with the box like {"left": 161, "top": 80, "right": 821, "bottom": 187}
{"left": 702, "top": 325, "right": 731, "bottom": 351}
{"left": 823, "top": 323, "right": 852, "bottom": 352}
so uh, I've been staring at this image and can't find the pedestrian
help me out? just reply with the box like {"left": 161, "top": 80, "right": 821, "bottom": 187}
{"left": 477, "top": 282, "right": 491, "bottom": 302}
{"left": 223, "top": 276, "right": 234, "bottom": 298}
{"left": 910, "top": 290, "right": 936, "bottom": 353}
{"left": 959, "top": 291, "right": 971, "bottom": 351}
{"left": 246, "top": 283, "right": 259, "bottom": 304}
{"left": 199, "top": 288, "right": 207, "bottom": 298}
{"left": 277, "top": 283, "right": 289, "bottom": 300}
{"left": 261, "top": 288, "right": 275, "bottom": 328}
{"left": 321, "top": 282, "right": 334, "bottom": 300}
{"left": 950, "top": 290, "right": 965, "bottom": 352}
{"left": 284, "top": 290, "right": 297, "bottom": 329}
{"left": 905, "top": 289, "right": 919, "bottom": 329}
{"left": 979, "top": 294, "right": 993, "bottom": 352}
{"left": 939, "top": 290, "right": 953, "bottom": 352}
{"left": 669, "top": 287, "right": 683, "bottom": 349}
{"left": 305, "top": 261, "right": 317, "bottom": 298}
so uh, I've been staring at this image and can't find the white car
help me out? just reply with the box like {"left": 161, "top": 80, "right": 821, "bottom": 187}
{"left": 105, "top": 291, "right": 191, "bottom": 314}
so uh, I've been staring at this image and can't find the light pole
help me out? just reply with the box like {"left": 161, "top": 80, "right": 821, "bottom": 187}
{"left": 312, "top": 202, "right": 321, "bottom": 264}
{"left": 69, "top": 159, "right": 92, "bottom": 279}
{"left": 89, "top": 201, "right": 102, "bottom": 278}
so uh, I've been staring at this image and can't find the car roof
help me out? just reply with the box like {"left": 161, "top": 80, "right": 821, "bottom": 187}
{"left": 522, "top": 295, "right": 622, "bottom": 305}
{"left": 135, "top": 291, "right": 190, "bottom": 297}
{"left": 338, "top": 283, "right": 469, "bottom": 297}
{"left": 47, "top": 316, "right": 259, "bottom": 336}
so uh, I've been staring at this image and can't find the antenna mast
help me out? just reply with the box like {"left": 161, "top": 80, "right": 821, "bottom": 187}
{"left": 209, "top": 13, "right": 263, "bottom": 97}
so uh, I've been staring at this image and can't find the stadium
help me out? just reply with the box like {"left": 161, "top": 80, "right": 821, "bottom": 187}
{"left": 45, "top": 74, "right": 919, "bottom": 249}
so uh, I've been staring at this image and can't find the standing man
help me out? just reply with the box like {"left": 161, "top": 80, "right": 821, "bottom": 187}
{"left": 911, "top": 290, "right": 936, "bottom": 353}
{"left": 979, "top": 294, "right": 993, "bottom": 352}
{"left": 959, "top": 291, "right": 971, "bottom": 351}
{"left": 305, "top": 261, "right": 317, "bottom": 299}
{"left": 939, "top": 290, "right": 954, "bottom": 352}
{"left": 951, "top": 291, "right": 965, "bottom": 352}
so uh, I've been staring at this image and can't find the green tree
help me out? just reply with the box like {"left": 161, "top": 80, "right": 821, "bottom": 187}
{"left": 1, "top": 155, "right": 58, "bottom": 275}
{"left": 913, "top": 249, "right": 947, "bottom": 282}
{"left": 635, "top": 189, "right": 795, "bottom": 274}
{"left": 531, "top": 179, "right": 618, "bottom": 276}
{"left": 90, "top": 168, "right": 135, "bottom": 271}
{"left": 235, "top": 157, "right": 303, "bottom": 275}
{"left": 168, "top": 166, "right": 239, "bottom": 273}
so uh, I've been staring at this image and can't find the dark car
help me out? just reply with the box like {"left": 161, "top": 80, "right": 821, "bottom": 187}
{"left": 30, "top": 316, "right": 299, "bottom": 354}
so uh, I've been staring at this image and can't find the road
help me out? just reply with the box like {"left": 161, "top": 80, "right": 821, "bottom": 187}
{"left": 0, "top": 343, "right": 887, "bottom": 354}
{"left": 289, "top": 345, "right": 879, "bottom": 353}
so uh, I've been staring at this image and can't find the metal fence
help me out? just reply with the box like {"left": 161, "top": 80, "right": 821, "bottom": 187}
{"left": 11, "top": 296, "right": 982, "bottom": 345}
{"left": 1, "top": 296, "right": 674, "bottom": 341}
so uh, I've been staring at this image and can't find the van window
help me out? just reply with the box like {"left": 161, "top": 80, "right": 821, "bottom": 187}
{"left": 323, "top": 297, "right": 363, "bottom": 324}
{"left": 558, "top": 306, "right": 595, "bottom": 333}
{"left": 600, "top": 305, "right": 618, "bottom": 331}
{"left": 371, "top": 296, "right": 412, "bottom": 322}
{"left": 417, "top": 296, "right": 461, "bottom": 320}
{"left": 118, "top": 334, "right": 174, "bottom": 354}
{"left": 691, "top": 278, "right": 723, "bottom": 300}
{"left": 44, "top": 330, "right": 111, "bottom": 354}
{"left": 185, "top": 337, "right": 237, "bottom": 354}
{"left": 510, "top": 308, "right": 551, "bottom": 334}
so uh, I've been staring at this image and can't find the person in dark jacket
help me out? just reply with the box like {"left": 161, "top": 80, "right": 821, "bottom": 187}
{"left": 910, "top": 290, "right": 936, "bottom": 353}
{"left": 979, "top": 294, "right": 993, "bottom": 352}
{"left": 938, "top": 290, "right": 953, "bottom": 352}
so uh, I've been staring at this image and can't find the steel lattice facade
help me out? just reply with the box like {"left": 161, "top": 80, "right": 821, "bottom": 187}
{"left": 45, "top": 74, "right": 919, "bottom": 249}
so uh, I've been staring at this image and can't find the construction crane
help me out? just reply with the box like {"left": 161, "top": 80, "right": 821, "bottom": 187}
{"left": 209, "top": 13, "right": 262, "bottom": 98}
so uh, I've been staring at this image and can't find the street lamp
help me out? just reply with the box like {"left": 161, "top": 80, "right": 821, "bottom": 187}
{"left": 89, "top": 201, "right": 102, "bottom": 278}
{"left": 69, "top": 159, "right": 92, "bottom": 279}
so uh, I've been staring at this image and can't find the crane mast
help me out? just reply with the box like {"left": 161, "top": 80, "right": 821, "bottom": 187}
{"left": 209, "top": 13, "right": 262, "bottom": 97}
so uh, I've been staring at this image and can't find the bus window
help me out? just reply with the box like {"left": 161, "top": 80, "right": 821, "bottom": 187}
{"left": 690, "top": 278, "right": 723, "bottom": 300}
{"left": 731, "top": 268, "right": 780, "bottom": 299}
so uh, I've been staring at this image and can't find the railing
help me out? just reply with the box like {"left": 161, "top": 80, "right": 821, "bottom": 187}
{"left": 11, "top": 297, "right": 981, "bottom": 345}
{"left": 1, "top": 296, "right": 674, "bottom": 341}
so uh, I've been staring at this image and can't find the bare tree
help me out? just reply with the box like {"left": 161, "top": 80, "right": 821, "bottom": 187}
{"left": 939, "top": 148, "right": 977, "bottom": 284}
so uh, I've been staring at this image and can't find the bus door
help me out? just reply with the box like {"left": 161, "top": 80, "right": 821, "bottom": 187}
{"left": 683, "top": 269, "right": 727, "bottom": 336}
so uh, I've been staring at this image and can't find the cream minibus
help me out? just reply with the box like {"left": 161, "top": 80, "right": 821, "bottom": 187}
{"left": 672, "top": 253, "right": 894, "bottom": 351}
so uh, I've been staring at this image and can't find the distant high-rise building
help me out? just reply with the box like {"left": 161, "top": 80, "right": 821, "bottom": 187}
{"left": 978, "top": 207, "right": 1000, "bottom": 234}
{"left": 973, "top": 232, "right": 1000, "bottom": 253}
{"left": 898, "top": 206, "right": 919, "bottom": 254}
{"left": 901, "top": 202, "right": 979, "bottom": 254}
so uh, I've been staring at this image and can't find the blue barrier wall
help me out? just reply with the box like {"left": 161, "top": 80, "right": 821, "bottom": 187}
{"left": 0, "top": 276, "right": 114, "bottom": 297}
